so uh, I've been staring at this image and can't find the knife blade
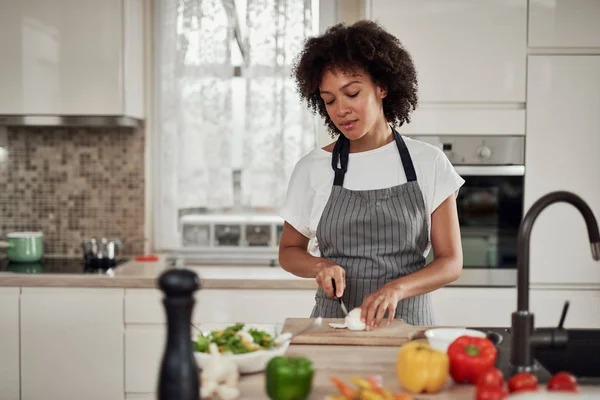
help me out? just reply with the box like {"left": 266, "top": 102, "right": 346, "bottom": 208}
{"left": 331, "top": 278, "right": 349, "bottom": 316}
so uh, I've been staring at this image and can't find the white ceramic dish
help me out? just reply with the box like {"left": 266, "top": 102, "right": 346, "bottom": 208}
{"left": 194, "top": 341, "right": 290, "bottom": 374}
{"left": 192, "top": 323, "right": 289, "bottom": 374}
{"left": 424, "top": 328, "right": 487, "bottom": 352}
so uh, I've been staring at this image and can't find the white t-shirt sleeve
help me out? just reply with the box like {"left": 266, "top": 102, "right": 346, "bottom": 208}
{"left": 429, "top": 147, "right": 465, "bottom": 213}
{"left": 279, "top": 157, "right": 314, "bottom": 238}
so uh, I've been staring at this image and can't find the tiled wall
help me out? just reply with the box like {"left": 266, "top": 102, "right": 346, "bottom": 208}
{"left": 0, "top": 126, "right": 145, "bottom": 256}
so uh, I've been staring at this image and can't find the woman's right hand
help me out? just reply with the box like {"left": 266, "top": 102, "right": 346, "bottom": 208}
{"left": 315, "top": 259, "right": 345, "bottom": 298}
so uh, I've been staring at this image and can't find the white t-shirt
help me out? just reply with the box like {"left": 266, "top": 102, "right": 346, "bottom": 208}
{"left": 279, "top": 135, "right": 465, "bottom": 256}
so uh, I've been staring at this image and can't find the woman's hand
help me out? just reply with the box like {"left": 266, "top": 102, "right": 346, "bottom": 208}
{"left": 315, "top": 259, "right": 345, "bottom": 298}
{"left": 360, "top": 282, "right": 402, "bottom": 330}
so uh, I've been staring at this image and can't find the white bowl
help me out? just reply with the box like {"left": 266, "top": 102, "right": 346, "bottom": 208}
{"left": 192, "top": 323, "right": 289, "bottom": 375}
{"left": 194, "top": 340, "right": 290, "bottom": 374}
{"left": 424, "top": 328, "right": 487, "bottom": 353}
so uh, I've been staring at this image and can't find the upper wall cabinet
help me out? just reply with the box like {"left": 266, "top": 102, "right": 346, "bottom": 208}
{"left": 529, "top": 0, "right": 600, "bottom": 48}
{"left": 0, "top": 0, "right": 144, "bottom": 119}
{"left": 369, "top": 0, "right": 527, "bottom": 103}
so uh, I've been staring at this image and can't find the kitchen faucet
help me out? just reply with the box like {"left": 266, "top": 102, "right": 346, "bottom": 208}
{"left": 511, "top": 191, "right": 600, "bottom": 372}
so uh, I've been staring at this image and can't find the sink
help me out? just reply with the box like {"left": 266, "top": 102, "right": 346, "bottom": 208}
{"left": 534, "top": 329, "right": 600, "bottom": 383}
{"left": 472, "top": 327, "right": 600, "bottom": 384}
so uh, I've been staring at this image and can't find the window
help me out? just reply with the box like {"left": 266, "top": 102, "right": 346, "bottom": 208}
{"left": 154, "top": 0, "right": 319, "bottom": 264}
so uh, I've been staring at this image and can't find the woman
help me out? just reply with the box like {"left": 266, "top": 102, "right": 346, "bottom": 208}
{"left": 278, "top": 20, "right": 464, "bottom": 329}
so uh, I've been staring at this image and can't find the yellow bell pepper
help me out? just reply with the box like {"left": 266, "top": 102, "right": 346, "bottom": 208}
{"left": 396, "top": 341, "right": 449, "bottom": 394}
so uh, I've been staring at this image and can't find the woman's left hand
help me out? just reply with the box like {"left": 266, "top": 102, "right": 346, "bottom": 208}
{"left": 359, "top": 282, "right": 402, "bottom": 330}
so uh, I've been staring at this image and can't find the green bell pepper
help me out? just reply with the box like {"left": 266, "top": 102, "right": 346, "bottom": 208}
{"left": 265, "top": 356, "right": 314, "bottom": 400}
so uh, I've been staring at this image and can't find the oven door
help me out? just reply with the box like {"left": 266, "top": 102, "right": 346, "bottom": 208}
{"left": 427, "top": 165, "right": 524, "bottom": 269}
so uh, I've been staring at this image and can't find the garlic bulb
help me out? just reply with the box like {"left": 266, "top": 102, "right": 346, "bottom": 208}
{"left": 216, "top": 385, "right": 241, "bottom": 400}
{"left": 200, "top": 343, "right": 240, "bottom": 400}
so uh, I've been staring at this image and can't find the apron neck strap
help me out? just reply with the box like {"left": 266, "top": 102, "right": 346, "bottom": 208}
{"left": 392, "top": 128, "right": 417, "bottom": 182}
{"left": 331, "top": 127, "right": 417, "bottom": 187}
{"left": 332, "top": 134, "right": 349, "bottom": 186}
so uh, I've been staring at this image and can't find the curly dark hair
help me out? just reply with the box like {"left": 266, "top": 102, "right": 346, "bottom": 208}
{"left": 292, "top": 20, "right": 418, "bottom": 138}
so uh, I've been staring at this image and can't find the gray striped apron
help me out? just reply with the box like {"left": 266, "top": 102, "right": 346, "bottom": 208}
{"left": 310, "top": 129, "right": 434, "bottom": 325}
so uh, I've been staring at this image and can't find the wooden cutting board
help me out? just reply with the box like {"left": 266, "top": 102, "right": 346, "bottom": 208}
{"left": 281, "top": 318, "right": 444, "bottom": 346}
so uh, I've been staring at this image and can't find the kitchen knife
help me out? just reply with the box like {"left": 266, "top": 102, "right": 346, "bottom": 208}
{"left": 331, "top": 278, "right": 349, "bottom": 316}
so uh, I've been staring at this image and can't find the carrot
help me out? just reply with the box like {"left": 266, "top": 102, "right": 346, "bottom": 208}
{"left": 329, "top": 377, "right": 357, "bottom": 399}
{"left": 392, "top": 393, "right": 414, "bottom": 400}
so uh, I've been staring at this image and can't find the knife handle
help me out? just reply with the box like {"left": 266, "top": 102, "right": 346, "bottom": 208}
{"left": 331, "top": 277, "right": 338, "bottom": 299}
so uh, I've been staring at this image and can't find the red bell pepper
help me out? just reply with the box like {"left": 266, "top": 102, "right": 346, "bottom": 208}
{"left": 447, "top": 336, "right": 497, "bottom": 384}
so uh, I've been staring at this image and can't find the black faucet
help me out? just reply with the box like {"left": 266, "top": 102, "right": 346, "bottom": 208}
{"left": 511, "top": 190, "right": 600, "bottom": 372}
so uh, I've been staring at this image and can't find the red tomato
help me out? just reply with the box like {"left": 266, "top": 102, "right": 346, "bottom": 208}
{"left": 508, "top": 372, "right": 539, "bottom": 393}
{"left": 475, "top": 385, "right": 508, "bottom": 400}
{"left": 547, "top": 372, "right": 578, "bottom": 392}
{"left": 477, "top": 368, "right": 504, "bottom": 388}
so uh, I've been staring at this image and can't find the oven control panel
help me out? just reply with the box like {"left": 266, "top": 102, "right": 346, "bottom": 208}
{"left": 409, "top": 136, "right": 525, "bottom": 165}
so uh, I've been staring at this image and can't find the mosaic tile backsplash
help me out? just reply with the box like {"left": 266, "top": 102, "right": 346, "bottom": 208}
{"left": 0, "top": 126, "right": 145, "bottom": 256}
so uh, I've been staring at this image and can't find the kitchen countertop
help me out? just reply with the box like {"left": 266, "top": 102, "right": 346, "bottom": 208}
{"left": 3, "top": 255, "right": 598, "bottom": 290}
{"left": 0, "top": 254, "right": 518, "bottom": 289}
{"left": 234, "top": 324, "right": 600, "bottom": 398}
{"left": 235, "top": 342, "right": 600, "bottom": 399}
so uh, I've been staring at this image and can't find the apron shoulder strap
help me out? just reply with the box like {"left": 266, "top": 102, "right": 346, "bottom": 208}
{"left": 332, "top": 135, "right": 349, "bottom": 186}
{"left": 393, "top": 129, "right": 417, "bottom": 182}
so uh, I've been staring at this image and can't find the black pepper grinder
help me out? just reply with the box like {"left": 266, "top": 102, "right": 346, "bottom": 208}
{"left": 157, "top": 268, "right": 201, "bottom": 400}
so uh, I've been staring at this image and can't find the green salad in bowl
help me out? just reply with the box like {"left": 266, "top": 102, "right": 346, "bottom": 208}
{"left": 193, "top": 323, "right": 289, "bottom": 374}
{"left": 193, "top": 322, "right": 277, "bottom": 355}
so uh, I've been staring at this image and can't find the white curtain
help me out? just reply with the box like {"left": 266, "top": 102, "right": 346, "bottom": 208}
{"left": 241, "top": 0, "right": 316, "bottom": 209}
{"left": 157, "top": 0, "right": 315, "bottom": 247}
{"left": 159, "top": 0, "right": 236, "bottom": 213}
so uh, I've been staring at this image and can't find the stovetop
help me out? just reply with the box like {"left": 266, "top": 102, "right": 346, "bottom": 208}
{"left": 0, "top": 257, "right": 130, "bottom": 275}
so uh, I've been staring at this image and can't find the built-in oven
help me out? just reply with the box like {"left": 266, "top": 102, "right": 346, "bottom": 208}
{"left": 411, "top": 135, "right": 524, "bottom": 284}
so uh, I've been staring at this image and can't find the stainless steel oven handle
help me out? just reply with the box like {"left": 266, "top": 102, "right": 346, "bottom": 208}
{"left": 453, "top": 165, "right": 525, "bottom": 176}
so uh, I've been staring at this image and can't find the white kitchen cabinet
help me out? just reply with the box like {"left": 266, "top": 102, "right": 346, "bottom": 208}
{"left": 0, "top": 0, "right": 144, "bottom": 118}
{"left": 529, "top": 0, "right": 600, "bottom": 48}
{"left": 431, "top": 287, "right": 517, "bottom": 328}
{"left": 125, "top": 288, "right": 316, "bottom": 324}
{"left": 530, "top": 289, "right": 600, "bottom": 329}
{"left": 126, "top": 395, "right": 155, "bottom": 400}
{"left": 525, "top": 56, "right": 600, "bottom": 285}
{"left": 126, "top": 326, "right": 165, "bottom": 394}
{"left": 0, "top": 288, "right": 20, "bottom": 400}
{"left": 432, "top": 287, "right": 600, "bottom": 329}
{"left": 396, "top": 108, "right": 525, "bottom": 136}
{"left": 20, "top": 288, "right": 125, "bottom": 400}
{"left": 369, "top": 0, "right": 527, "bottom": 103}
